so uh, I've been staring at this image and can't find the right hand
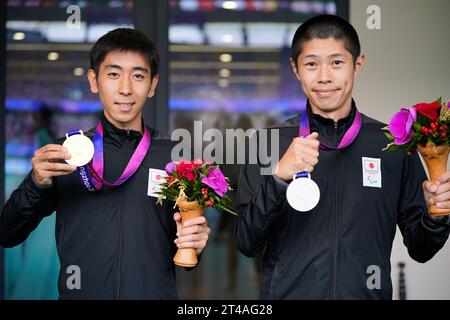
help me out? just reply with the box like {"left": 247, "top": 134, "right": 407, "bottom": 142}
{"left": 274, "top": 132, "right": 320, "bottom": 181}
{"left": 32, "top": 144, "right": 77, "bottom": 186}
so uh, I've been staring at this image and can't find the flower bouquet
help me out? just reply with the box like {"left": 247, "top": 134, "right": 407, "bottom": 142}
{"left": 157, "top": 160, "right": 237, "bottom": 267}
{"left": 383, "top": 99, "right": 450, "bottom": 216}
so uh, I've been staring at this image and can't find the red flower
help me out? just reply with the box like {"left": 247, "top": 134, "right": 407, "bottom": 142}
{"left": 176, "top": 160, "right": 198, "bottom": 181}
{"left": 413, "top": 101, "right": 441, "bottom": 121}
{"left": 165, "top": 176, "right": 175, "bottom": 183}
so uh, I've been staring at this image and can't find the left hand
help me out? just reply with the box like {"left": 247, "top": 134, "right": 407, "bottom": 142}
{"left": 423, "top": 170, "right": 450, "bottom": 209}
{"left": 173, "top": 212, "right": 211, "bottom": 256}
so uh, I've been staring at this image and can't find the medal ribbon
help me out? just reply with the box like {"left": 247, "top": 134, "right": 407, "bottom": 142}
{"left": 72, "top": 121, "right": 151, "bottom": 192}
{"left": 298, "top": 108, "right": 362, "bottom": 150}
{"left": 294, "top": 107, "right": 362, "bottom": 180}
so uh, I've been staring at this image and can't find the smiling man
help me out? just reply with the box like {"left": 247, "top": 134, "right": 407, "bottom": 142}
{"left": 0, "top": 28, "right": 210, "bottom": 299}
{"left": 88, "top": 50, "right": 157, "bottom": 132}
{"left": 235, "top": 15, "right": 450, "bottom": 299}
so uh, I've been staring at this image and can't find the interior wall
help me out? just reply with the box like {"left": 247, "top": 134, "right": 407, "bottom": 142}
{"left": 350, "top": 0, "right": 450, "bottom": 299}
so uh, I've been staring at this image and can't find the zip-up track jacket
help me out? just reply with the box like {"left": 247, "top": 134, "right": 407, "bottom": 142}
{"left": 1, "top": 116, "right": 180, "bottom": 299}
{"left": 235, "top": 103, "right": 450, "bottom": 299}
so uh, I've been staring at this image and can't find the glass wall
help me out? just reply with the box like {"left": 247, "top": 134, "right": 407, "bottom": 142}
{"left": 169, "top": 0, "right": 340, "bottom": 132}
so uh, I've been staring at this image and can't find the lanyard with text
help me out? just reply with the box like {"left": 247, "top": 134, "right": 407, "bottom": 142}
{"left": 75, "top": 122, "right": 151, "bottom": 192}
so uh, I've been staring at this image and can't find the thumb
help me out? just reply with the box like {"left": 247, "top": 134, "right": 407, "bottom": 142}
{"left": 173, "top": 212, "right": 182, "bottom": 233}
{"left": 307, "top": 132, "right": 319, "bottom": 140}
{"left": 423, "top": 181, "right": 438, "bottom": 194}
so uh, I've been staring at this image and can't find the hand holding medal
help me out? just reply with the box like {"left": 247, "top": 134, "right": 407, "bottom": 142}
{"left": 62, "top": 122, "right": 151, "bottom": 192}
{"left": 31, "top": 144, "right": 77, "bottom": 186}
{"left": 275, "top": 132, "right": 321, "bottom": 212}
{"left": 286, "top": 132, "right": 321, "bottom": 212}
{"left": 277, "top": 109, "right": 362, "bottom": 212}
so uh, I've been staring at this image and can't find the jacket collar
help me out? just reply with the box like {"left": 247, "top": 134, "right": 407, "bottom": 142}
{"left": 306, "top": 99, "right": 357, "bottom": 147}
{"left": 100, "top": 114, "right": 144, "bottom": 147}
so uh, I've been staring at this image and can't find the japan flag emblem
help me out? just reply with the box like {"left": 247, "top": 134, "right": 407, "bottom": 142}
{"left": 362, "top": 157, "right": 382, "bottom": 188}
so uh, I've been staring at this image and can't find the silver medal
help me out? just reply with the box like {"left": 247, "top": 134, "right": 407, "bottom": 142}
{"left": 63, "top": 131, "right": 94, "bottom": 167}
{"left": 286, "top": 173, "right": 320, "bottom": 212}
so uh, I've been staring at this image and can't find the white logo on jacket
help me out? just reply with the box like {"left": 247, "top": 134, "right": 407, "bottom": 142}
{"left": 362, "top": 157, "right": 382, "bottom": 188}
{"left": 148, "top": 168, "right": 167, "bottom": 197}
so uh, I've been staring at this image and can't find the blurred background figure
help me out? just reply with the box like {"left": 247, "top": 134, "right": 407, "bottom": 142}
{"left": 216, "top": 113, "right": 259, "bottom": 299}
{"left": 33, "top": 104, "right": 54, "bottom": 147}
{"left": 5, "top": 104, "right": 59, "bottom": 299}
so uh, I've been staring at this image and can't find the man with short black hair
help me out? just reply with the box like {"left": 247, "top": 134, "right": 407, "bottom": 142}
{"left": 0, "top": 28, "right": 210, "bottom": 299}
{"left": 235, "top": 15, "right": 450, "bottom": 299}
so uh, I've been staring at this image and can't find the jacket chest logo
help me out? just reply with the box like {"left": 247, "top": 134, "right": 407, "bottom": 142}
{"left": 147, "top": 168, "right": 167, "bottom": 197}
{"left": 362, "top": 157, "right": 382, "bottom": 188}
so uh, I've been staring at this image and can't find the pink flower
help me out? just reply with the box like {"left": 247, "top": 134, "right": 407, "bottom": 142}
{"left": 201, "top": 168, "right": 228, "bottom": 197}
{"left": 388, "top": 107, "right": 417, "bottom": 145}
{"left": 165, "top": 162, "right": 176, "bottom": 175}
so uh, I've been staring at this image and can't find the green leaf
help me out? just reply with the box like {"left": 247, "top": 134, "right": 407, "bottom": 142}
{"left": 417, "top": 113, "right": 431, "bottom": 126}
{"left": 383, "top": 131, "right": 394, "bottom": 141}
{"left": 405, "top": 140, "right": 416, "bottom": 150}
{"left": 215, "top": 204, "right": 238, "bottom": 216}
{"left": 383, "top": 142, "right": 408, "bottom": 151}
{"left": 413, "top": 123, "right": 423, "bottom": 132}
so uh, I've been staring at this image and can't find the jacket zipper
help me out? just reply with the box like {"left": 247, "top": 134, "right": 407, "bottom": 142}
{"left": 331, "top": 122, "right": 339, "bottom": 300}
{"left": 117, "top": 129, "right": 130, "bottom": 299}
